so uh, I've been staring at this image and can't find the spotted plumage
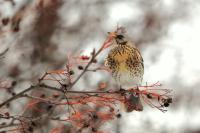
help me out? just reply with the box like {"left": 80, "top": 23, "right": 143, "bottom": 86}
{"left": 105, "top": 31, "right": 144, "bottom": 112}
{"left": 105, "top": 39, "right": 144, "bottom": 88}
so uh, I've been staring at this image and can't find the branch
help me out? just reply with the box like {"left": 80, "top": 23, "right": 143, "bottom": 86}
{"left": 67, "top": 37, "right": 113, "bottom": 90}
{"left": 0, "top": 85, "right": 37, "bottom": 108}
{"left": 0, "top": 48, "right": 9, "bottom": 59}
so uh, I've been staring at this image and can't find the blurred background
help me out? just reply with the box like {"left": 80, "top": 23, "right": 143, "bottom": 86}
{"left": 0, "top": 0, "right": 200, "bottom": 133}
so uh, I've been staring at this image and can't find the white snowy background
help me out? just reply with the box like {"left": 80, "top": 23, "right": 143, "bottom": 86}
{"left": 0, "top": 0, "right": 200, "bottom": 133}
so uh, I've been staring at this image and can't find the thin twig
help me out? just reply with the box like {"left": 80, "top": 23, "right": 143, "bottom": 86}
{"left": 67, "top": 37, "right": 113, "bottom": 90}
{"left": 0, "top": 85, "right": 37, "bottom": 108}
{"left": 0, "top": 48, "right": 9, "bottom": 57}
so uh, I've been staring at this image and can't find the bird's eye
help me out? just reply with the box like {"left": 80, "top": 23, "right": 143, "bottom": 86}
{"left": 116, "top": 35, "right": 124, "bottom": 39}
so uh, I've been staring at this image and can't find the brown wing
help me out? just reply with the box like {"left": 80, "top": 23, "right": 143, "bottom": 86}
{"left": 134, "top": 48, "right": 144, "bottom": 69}
{"left": 135, "top": 48, "right": 143, "bottom": 63}
{"left": 104, "top": 51, "right": 119, "bottom": 70}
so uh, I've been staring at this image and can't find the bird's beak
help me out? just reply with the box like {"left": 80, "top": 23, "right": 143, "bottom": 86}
{"left": 107, "top": 32, "right": 117, "bottom": 38}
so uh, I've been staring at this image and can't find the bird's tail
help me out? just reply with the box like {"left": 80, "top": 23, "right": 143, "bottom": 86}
{"left": 124, "top": 91, "right": 143, "bottom": 112}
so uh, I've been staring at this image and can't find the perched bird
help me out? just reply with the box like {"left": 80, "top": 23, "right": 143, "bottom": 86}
{"left": 105, "top": 29, "right": 144, "bottom": 112}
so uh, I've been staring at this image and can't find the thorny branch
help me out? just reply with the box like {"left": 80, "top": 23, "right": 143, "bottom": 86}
{"left": 0, "top": 81, "right": 172, "bottom": 132}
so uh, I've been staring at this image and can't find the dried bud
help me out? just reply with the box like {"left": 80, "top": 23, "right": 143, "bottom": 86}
{"left": 12, "top": 81, "right": 17, "bottom": 86}
{"left": 116, "top": 113, "right": 121, "bottom": 118}
{"left": 78, "top": 65, "right": 84, "bottom": 70}
{"left": 164, "top": 102, "right": 169, "bottom": 107}
{"left": 31, "top": 121, "right": 37, "bottom": 127}
{"left": 28, "top": 126, "right": 33, "bottom": 132}
{"left": 4, "top": 112, "right": 10, "bottom": 117}
{"left": 92, "top": 59, "right": 97, "bottom": 63}
{"left": 83, "top": 123, "right": 89, "bottom": 128}
{"left": 40, "top": 94, "right": 46, "bottom": 98}
{"left": 167, "top": 98, "right": 172, "bottom": 103}
{"left": 63, "top": 84, "right": 69, "bottom": 88}
{"left": 146, "top": 93, "right": 152, "bottom": 99}
{"left": 47, "top": 105, "right": 53, "bottom": 110}
{"left": 69, "top": 70, "right": 74, "bottom": 75}
{"left": 2, "top": 18, "right": 9, "bottom": 25}
{"left": 11, "top": 92, "right": 16, "bottom": 96}
{"left": 93, "top": 114, "right": 98, "bottom": 120}
{"left": 91, "top": 127, "right": 97, "bottom": 132}
{"left": 13, "top": 25, "right": 20, "bottom": 32}
{"left": 110, "top": 107, "right": 114, "bottom": 112}
{"left": 12, "top": 18, "right": 21, "bottom": 32}
{"left": 53, "top": 93, "right": 60, "bottom": 98}
{"left": 161, "top": 97, "right": 172, "bottom": 108}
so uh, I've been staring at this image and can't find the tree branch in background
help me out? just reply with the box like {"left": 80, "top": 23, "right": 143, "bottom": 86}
{"left": 0, "top": 48, "right": 9, "bottom": 59}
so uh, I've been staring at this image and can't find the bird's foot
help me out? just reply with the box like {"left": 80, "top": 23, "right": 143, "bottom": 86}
{"left": 118, "top": 86, "right": 126, "bottom": 95}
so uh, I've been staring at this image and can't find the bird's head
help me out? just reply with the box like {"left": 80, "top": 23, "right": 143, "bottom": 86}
{"left": 108, "top": 32, "right": 128, "bottom": 45}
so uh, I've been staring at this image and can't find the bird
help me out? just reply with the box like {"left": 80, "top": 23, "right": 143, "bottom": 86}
{"left": 105, "top": 29, "right": 144, "bottom": 112}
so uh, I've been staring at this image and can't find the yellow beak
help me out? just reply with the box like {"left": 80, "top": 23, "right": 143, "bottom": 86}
{"left": 108, "top": 32, "right": 117, "bottom": 38}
